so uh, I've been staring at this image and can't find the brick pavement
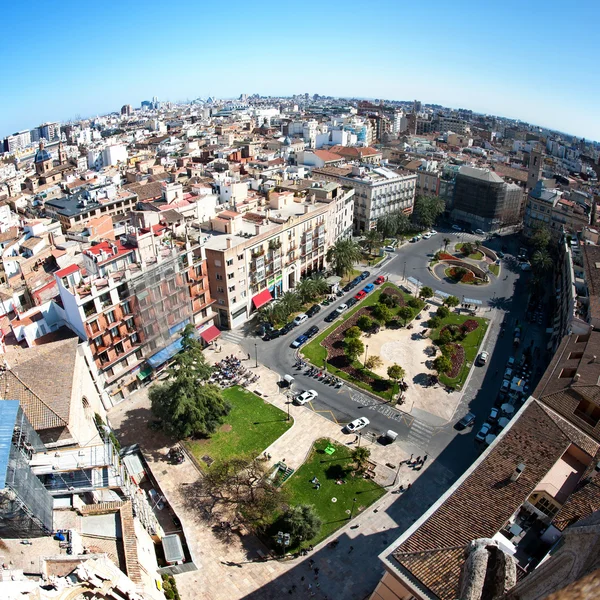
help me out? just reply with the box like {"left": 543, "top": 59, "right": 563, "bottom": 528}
{"left": 108, "top": 339, "right": 452, "bottom": 600}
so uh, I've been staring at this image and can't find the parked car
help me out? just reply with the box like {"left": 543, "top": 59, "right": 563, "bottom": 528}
{"left": 346, "top": 297, "right": 358, "bottom": 308}
{"left": 362, "top": 283, "right": 375, "bottom": 293}
{"left": 336, "top": 303, "right": 349, "bottom": 313}
{"left": 475, "top": 422, "right": 492, "bottom": 443}
{"left": 452, "top": 224, "right": 462, "bottom": 231}
{"left": 422, "top": 232, "right": 432, "bottom": 239}
{"left": 257, "top": 322, "right": 273, "bottom": 337}
{"left": 324, "top": 311, "right": 338, "bottom": 323}
{"left": 496, "top": 251, "right": 505, "bottom": 258}
{"left": 504, "top": 367, "right": 514, "bottom": 380}
{"left": 343, "top": 282, "right": 354, "bottom": 293}
{"left": 280, "top": 322, "right": 295, "bottom": 335}
{"left": 293, "top": 313, "right": 308, "bottom": 326}
{"left": 429, "top": 229, "right": 437, "bottom": 235}
{"left": 375, "top": 275, "right": 385, "bottom": 284}
{"left": 475, "top": 228, "right": 484, "bottom": 235}
{"left": 500, "top": 379, "right": 510, "bottom": 393}
{"left": 456, "top": 412, "right": 476, "bottom": 430}
{"left": 507, "top": 356, "right": 516, "bottom": 368}
{"left": 360, "top": 270, "right": 370, "bottom": 280}
{"left": 291, "top": 334, "right": 308, "bottom": 348}
{"left": 477, "top": 351, "right": 489, "bottom": 365}
{"left": 410, "top": 236, "right": 421, "bottom": 242}
{"left": 263, "top": 328, "right": 281, "bottom": 341}
{"left": 304, "top": 325, "right": 319, "bottom": 338}
{"left": 488, "top": 407, "right": 499, "bottom": 423}
{"left": 306, "top": 304, "right": 321, "bottom": 317}
{"left": 344, "top": 417, "right": 370, "bottom": 433}
{"left": 351, "top": 277, "right": 362, "bottom": 287}
{"left": 384, "top": 246, "right": 396, "bottom": 252}
{"left": 294, "top": 390, "right": 318, "bottom": 405}
{"left": 354, "top": 291, "right": 367, "bottom": 301}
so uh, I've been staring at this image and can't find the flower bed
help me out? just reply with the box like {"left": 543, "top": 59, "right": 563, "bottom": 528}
{"left": 439, "top": 252, "right": 455, "bottom": 260}
{"left": 462, "top": 319, "right": 479, "bottom": 333}
{"left": 446, "top": 343, "right": 465, "bottom": 378}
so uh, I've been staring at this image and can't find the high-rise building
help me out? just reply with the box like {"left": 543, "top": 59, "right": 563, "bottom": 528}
{"left": 527, "top": 149, "right": 543, "bottom": 191}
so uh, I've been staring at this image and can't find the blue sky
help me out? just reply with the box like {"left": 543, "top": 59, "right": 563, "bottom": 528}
{"left": 2, "top": 0, "right": 599, "bottom": 141}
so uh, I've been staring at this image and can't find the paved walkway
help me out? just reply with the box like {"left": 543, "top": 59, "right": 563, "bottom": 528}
{"left": 108, "top": 339, "right": 454, "bottom": 600}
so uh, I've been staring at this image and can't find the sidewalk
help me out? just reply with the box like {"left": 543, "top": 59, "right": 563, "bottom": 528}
{"left": 108, "top": 339, "right": 451, "bottom": 600}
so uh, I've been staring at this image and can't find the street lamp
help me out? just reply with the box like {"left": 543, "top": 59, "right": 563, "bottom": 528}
{"left": 403, "top": 261, "right": 407, "bottom": 280}
{"left": 254, "top": 343, "right": 258, "bottom": 368}
{"left": 358, "top": 431, "right": 362, "bottom": 448}
{"left": 286, "top": 394, "right": 290, "bottom": 422}
{"left": 364, "top": 345, "right": 369, "bottom": 368}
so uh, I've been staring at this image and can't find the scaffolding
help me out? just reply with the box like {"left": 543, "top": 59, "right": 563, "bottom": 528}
{"left": 0, "top": 401, "right": 53, "bottom": 538}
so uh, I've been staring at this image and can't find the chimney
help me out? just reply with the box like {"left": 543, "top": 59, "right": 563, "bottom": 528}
{"left": 510, "top": 463, "right": 526, "bottom": 482}
{"left": 226, "top": 237, "right": 232, "bottom": 250}
{"left": 574, "top": 373, "right": 581, "bottom": 381}
{"left": 255, "top": 224, "right": 261, "bottom": 235}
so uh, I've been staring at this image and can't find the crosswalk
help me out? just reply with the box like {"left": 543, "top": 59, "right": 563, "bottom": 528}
{"left": 220, "top": 329, "right": 246, "bottom": 346}
{"left": 406, "top": 420, "right": 438, "bottom": 449}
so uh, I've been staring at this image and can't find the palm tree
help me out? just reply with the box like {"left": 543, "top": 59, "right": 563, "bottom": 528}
{"left": 531, "top": 249, "right": 552, "bottom": 273}
{"left": 364, "top": 230, "right": 382, "bottom": 255}
{"left": 309, "top": 273, "right": 329, "bottom": 296}
{"left": 377, "top": 214, "right": 397, "bottom": 239}
{"left": 295, "top": 278, "right": 315, "bottom": 304}
{"left": 327, "top": 238, "right": 362, "bottom": 279}
{"left": 443, "top": 237, "right": 451, "bottom": 251}
{"left": 279, "top": 291, "right": 302, "bottom": 318}
{"left": 351, "top": 446, "right": 371, "bottom": 474}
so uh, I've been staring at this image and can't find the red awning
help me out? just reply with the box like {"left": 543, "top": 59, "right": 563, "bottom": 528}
{"left": 252, "top": 289, "right": 272, "bottom": 309}
{"left": 200, "top": 325, "right": 221, "bottom": 344}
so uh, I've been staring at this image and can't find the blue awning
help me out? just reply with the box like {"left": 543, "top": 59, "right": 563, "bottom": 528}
{"left": 407, "top": 276, "right": 420, "bottom": 286}
{"left": 169, "top": 319, "right": 190, "bottom": 337}
{"left": 435, "top": 290, "right": 451, "bottom": 298}
{"left": 463, "top": 297, "right": 483, "bottom": 305}
{"left": 147, "top": 337, "right": 184, "bottom": 368}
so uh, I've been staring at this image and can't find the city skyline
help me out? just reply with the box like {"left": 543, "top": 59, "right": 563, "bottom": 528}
{"left": 2, "top": 0, "right": 600, "bottom": 141}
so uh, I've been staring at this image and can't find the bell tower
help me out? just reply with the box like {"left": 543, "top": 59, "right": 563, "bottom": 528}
{"left": 58, "top": 141, "right": 67, "bottom": 165}
{"left": 528, "top": 150, "right": 542, "bottom": 192}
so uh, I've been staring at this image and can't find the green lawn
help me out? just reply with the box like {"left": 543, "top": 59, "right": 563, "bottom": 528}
{"left": 283, "top": 439, "right": 386, "bottom": 547}
{"left": 489, "top": 263, "right": 500, "bottom": 276}
{"left": 301, "top": 283, "right": 423, "bottom": 399}
{"left": 429, "top": 313, "right": 488, "bottom": 389}
{"left": 455, "top": 243, "right": 483, "bottom": 260}
{"left": 184, "top": 386, "right": 292, "bottom": 469}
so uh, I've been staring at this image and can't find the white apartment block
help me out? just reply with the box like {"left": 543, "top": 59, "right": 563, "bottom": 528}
{"left": 312, "top": 165, "right": 417, "bottom": 233}
{"left": 204, "top": 183, "right": 355, "bottom": 329}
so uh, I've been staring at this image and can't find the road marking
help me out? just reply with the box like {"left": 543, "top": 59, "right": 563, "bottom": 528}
{"left": 407, "top": 420, "right": 437, "bottom": 446}
{"left": 308, "top": 402, "right": 339, "bottom": 424}
{"left": 348, "top": 390, "right": 407, "bottom": 423}
{"left": 221, "top": 330, "right": 246, "bottom": 344}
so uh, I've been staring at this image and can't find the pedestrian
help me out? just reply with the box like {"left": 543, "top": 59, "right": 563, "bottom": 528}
{"left": 316, "top": 581, "right": 320, "bottom": 588}
{"left": 314, "top": 567, "right": 319, "bottom": 576}
{"left": 348, "top": 546, "right": 354, "bottom": 554}
{"left": 399, "top": 484, "right": 404, "bottom": 491}
{"left": 309, "top": 559, "right": 314, "bottom": 568}
{"left": 308, "top": 583, "right": 312, "bottom": 591}
{"left": 423, "top": 454, "right": 428, "bottom": 463}
{"left": 247, "top": 352, "right": 251, "bottom": 360}
{"left": 407, "top": 483, "right": 412, "bottom": 490}
{"left": 354, "top": 435, "right": 359, "bottom": 443}
{"left": 301, "top": 576, "right": 305, "bottom": 582}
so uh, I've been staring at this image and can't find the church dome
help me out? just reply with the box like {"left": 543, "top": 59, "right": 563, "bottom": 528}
{"left": 34, "top": 146, "right": 52, "bottom": 163}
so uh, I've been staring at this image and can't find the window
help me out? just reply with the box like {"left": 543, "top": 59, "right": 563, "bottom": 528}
{"left": 227, "top": 272, "right": 234, "bottom": 280}
{"left": 237, "top": 254, "right": 243, "bottom": 260}
{"left": 122, "top": 302, "right": 131, "bottom": 315}
{"left": 109, "top": 326, "right": 119, "bottom": 338}
{"left": 214, "top": 259, "right": 222, "bottom": 267}
{"left": 90, "top": 320, "right": 100, "bottom": 333}
{"left": 217, "top": 286, "right": 224, "bottom": 293}
{"left": 83, "top": 301, "right": 96, "bottom": 318}
{"left": 106, "top": 310, "right": 116, "bottom": 324}
{"left": 99, "top": 292, "right": 111, "bottom": 307}
{"left": 115, "top": 342, "right": 124, "bottom": 355}
{"left": 216, "top": 273, "right": 223, "bottom": 280}
{"left": 226, "top": 259, "right": 234, "bottom": 266}
{"left": 99, "top": 352, "right": 109, "bottom": 365}
{"left": 575, "top": 399, "right": 600, "bottom": 427}
{"left": 130, "top": 332, "right": 139, "bottom": 344}
{"left": 228, "top": 285, "right": 235, "bottom": 292}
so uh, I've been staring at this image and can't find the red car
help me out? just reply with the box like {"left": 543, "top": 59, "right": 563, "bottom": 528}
{"left": 375, "top": 275, "right": 385, "bottom": 284}
{"left": 354, "top": 291, "right": 367, "bottom": 301}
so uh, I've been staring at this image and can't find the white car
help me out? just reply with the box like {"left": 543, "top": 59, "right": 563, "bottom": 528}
{"left": 475, "top": 228, "right": 484, "bottom": 235}
{"left": 477, "top": 351, "right": 489, "bottom": 365}
{"left": 422, "top": 232, "right": 432, "bottom": 239}
{"left": 344, "top": 417, "right": 370, "bottom": 433}
{"left": 452, "top": 224, "right": 462, "bottom": 231}
{"left": 336, "top": 303, "right": 348, "bottom": 314}
{"left": 294, "top": 390, "right": 318, "bottom": 405}
{"left": 429, "top": 229, "right": 437, "bottom": 235}
{"left": 293, "top": 313, "right": 308, "bottom": 326}
{"left": 475, "top": 422, "right": 492, "bottom": 443}
{"left": 488, "top": 407, "right": 499, "bottom": 423}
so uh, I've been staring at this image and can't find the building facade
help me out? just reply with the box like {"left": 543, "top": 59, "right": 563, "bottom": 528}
{"left": 312, "top": 165, "right": 416, "bottom": 233}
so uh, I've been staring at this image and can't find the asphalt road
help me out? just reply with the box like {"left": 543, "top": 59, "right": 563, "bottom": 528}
{"left": 223, "top": 227, "right": 545, "bottom": 479}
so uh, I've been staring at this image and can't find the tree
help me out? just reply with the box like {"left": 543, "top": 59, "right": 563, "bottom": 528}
{"left": 363, "top": 230, "right": 382, "bottom": 255}
{"left": 357, "top": 315, "right": 374, "bottom": 331}
{"left": 438, "top": 329, "right": 453, "bottom": 346}
{"left": 309, "top": 273, "right": 329, "bottom": 297}
{"left": 531, "top": 226, "right": 551, "bottom": 251}
{"left": 452, "top": 267, "right": 468, "bottom": 281}
{"left": 279, "top": 291, "right": 302, "bottom": 318}
{"left": 295, "top": 278, "right": 316, "bottom": 304}
{"left": 377, "top": 213, "right": 398, "bottom": 239}
{"left": 150, "top": 326, "right": 230, "bottom": 439}
{"left": 436, "top": 306, "right": 450, "bottom": 318}
{"left": 433, "top": 355, "right": 452, "bottom": 376}
{"left": 195, "top": 457, "right": 288, "bottom": 528}
{"left": 326, "top": 238, "right": 362, "bottom": 278}
{"left": 444, "top": 295, "right": 460, "bottom": 308}
{"left": 372, "top": 303, "right": 393, "bottom": 324}
{"left": 531, "top": 249, "right": 552, "bottom": 273}
{"left": 344, "top": 337, "right": 364, "bottom": 363}
{"left": 419, "top": 286, "right": 433, "bottom": 300}
{"left": 279, "top": 504, "right": 322, "bottom": 543}
{"left": 407, "top": 296, "right": 421, "bottom": 309}
{"left": 387, "top": 364, "right": 405, "bottom": 387}
{"left": 351, "top": 446, "right": 371, "bottom": 474}
{"left": 461, "top": 242, "right": 474, "bottom": 256}
{"left": 443, "top": 237, "right": 451, "bottom": 251}
{"left": 398, "top": 306, "right": 413, "bottom": 325}
{"left": 411, "top": 195, "right": 445, "bottom": 229}
{"left": 365, "top": 355, "right": 382, "bottom": 370}
{"left": 428, "top": 316, "right": 441, "bottom": 328}
{"left": 345, "top": 326, "right": 361, "bottom": 339}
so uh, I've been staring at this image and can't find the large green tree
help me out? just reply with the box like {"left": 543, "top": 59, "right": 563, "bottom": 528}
{"left": 344, "top": 337, "right": 365, "bottom": 363}
{"left": 398, "top": 306, "right": 413, "bottom": 325}
{"left": 372, "top": 303, "right": 393, "bottom": 324}
{"left": 531, "top": 249, "right": 552, "bottom": 273}
{"left": 279, "top": 504, "right": 322, "bottom": 543}
{"left": 411, "top": 195, "right": 445, "bottom": 229}
{"left": 419, "top": 286, "right": 433, "bottom": 299}
{"left": 149, "top": 325, "right": 230, "bottom": 439}
{"left": 444, "top": 295, "right": 460, "bottom": 308}
{"left": 327, "top": 238, "right": 362, "bottom": 278}
{"left": 363, "top": 230, "right": 382, "bottom": 255}
{"left": 351, "top": 446, "right": 371, "bottom": 474}
{"left": 387, "top": 363, "right": 405, "bottom": 384}
{"left": 433, "top": 355, "right": 452, "bottom": 376}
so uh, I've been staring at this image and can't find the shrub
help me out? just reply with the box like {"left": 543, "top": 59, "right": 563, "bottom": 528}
{"left": 428, "top": 316, "right": 441, "bottom": 329}
{"left": 438, "top": 329, "right": 453, "bottom": 345}
{"left": 433, "top": 355, "right": 452, "bottom": 375}
{"left": 365, "top": 355, "right": 383, "bottom": 370}
{"left": 357, "top": 315, "right": 374, "bottom": 331}
{"left": 372, "top": 303, "right": 393, "bottom": 324}
{"left": 407, "top": 297, "right": 421, "bottom": 309}
{"left": 345, "top": 326, "right": 361, "bottom": 339}
{"left": 436, "top": 306, "right": 450, "bottom": 318}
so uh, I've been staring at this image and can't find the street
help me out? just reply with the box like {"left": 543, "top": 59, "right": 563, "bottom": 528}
{"left": 220, "top": 227, "right": 547, "bottom": 480}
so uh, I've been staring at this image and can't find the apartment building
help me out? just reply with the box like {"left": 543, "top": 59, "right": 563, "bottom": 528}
{"left": 438, "top": 113, "right": 469, "bottom": 135}
{"left": 312, "top": 165, "right": 416, "bottom": 233}
{"left": 451, "top": 166, "right": 523, "bottom": 231}
{"left": 55, "top": 230, "right": 215, "bottom": 403}
{"left": 204, "top": 184, "right": 354, "bottom": 329}
{"left": 45, "top": 187, "right": 139, "bottom": 231}
{"left": 524, "top": 180, "right": 590, "bottom": 239}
